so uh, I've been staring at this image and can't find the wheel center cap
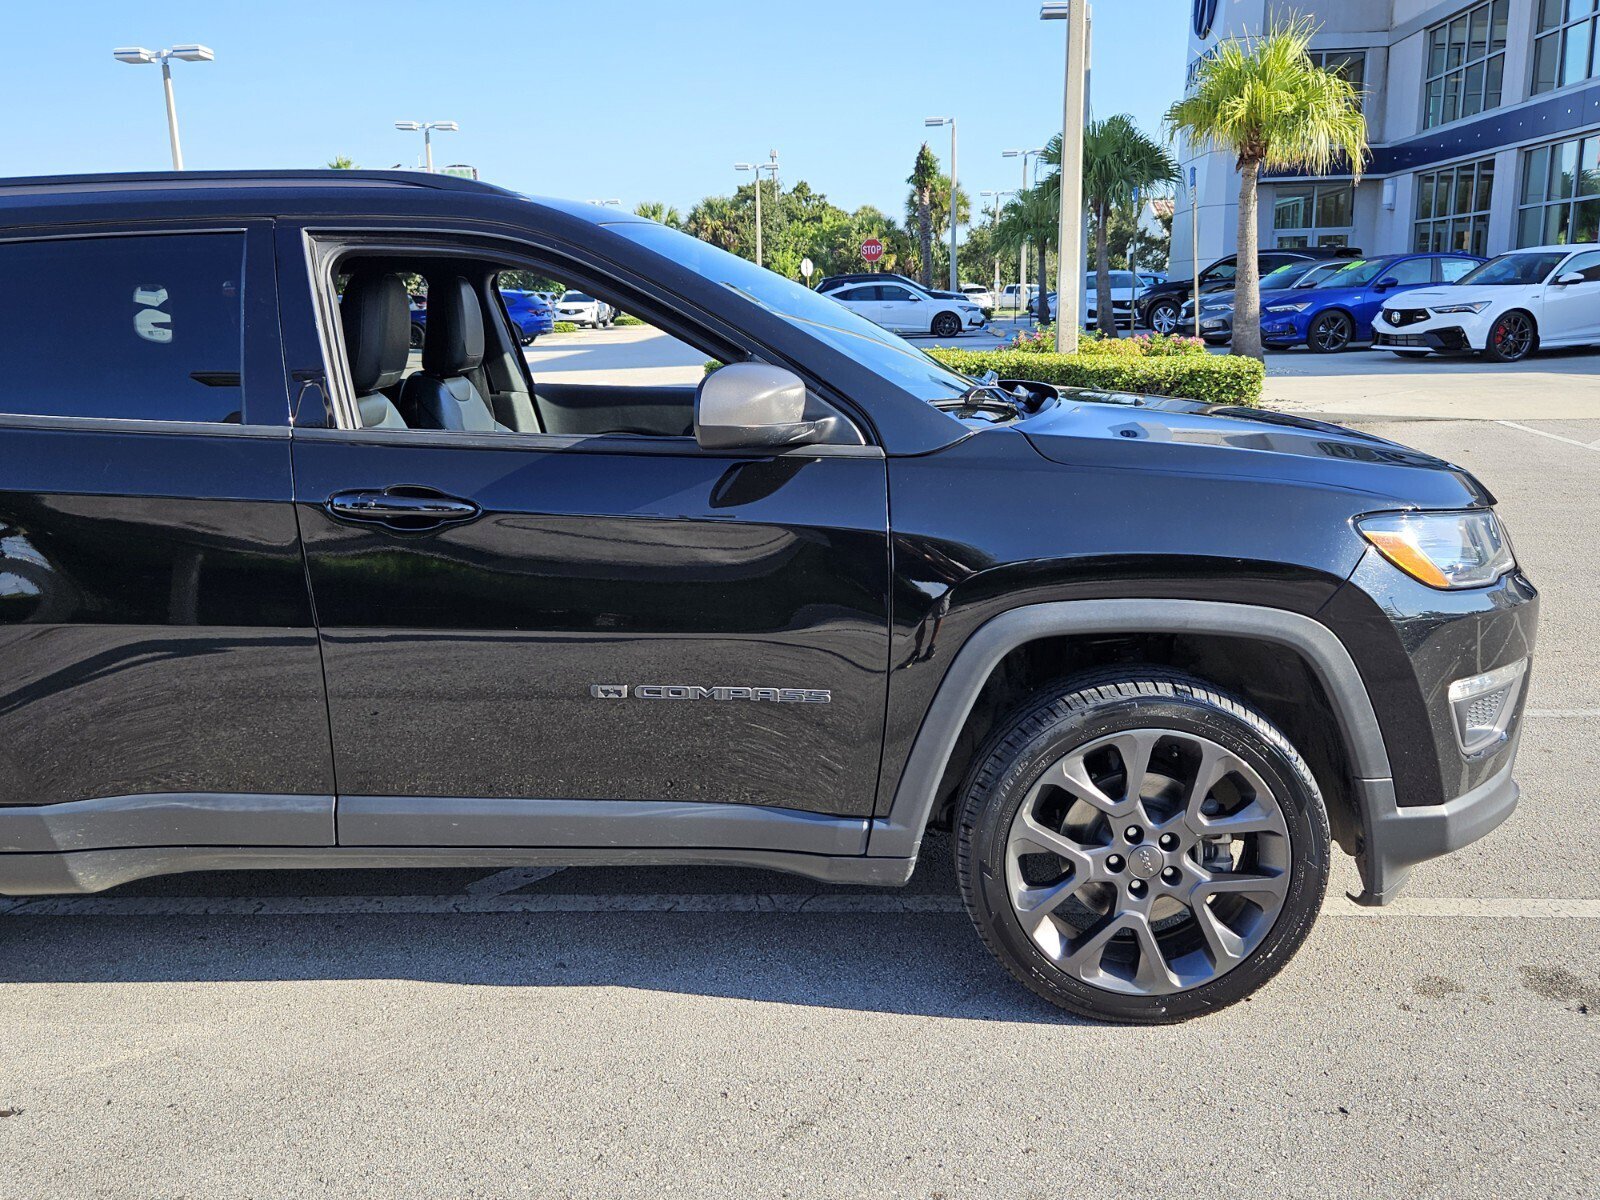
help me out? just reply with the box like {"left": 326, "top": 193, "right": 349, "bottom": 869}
{"left": 1128, "top": 845, "right": 1163, "bottom": 881}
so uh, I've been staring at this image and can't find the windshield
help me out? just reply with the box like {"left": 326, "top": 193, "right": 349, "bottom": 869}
{"left": 1320, "top": 258, "right": 1389, "bottom": 287}
{"left": 610, "top": 221, "right": 976, "bottom": 404}
{"left": 561, "top": 291, "right": 594, "bottom": 303}
{"left": 1458, "top": 252, "right": 1569, "bottom": 286}
{"left": 1259, "top": 261, "right": 1342, "bottom": 290}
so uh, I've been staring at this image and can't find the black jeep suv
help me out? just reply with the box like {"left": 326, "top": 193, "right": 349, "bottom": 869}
{"left": 0, "top": 172, "right": 1536, "bottom": 1022}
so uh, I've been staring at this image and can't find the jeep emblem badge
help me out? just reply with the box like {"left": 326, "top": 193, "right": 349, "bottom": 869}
{"left": 590, "top": 684, "right": 629, "bottom": 699}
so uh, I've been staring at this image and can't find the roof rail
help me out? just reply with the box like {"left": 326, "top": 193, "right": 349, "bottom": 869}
{"left": 0, "top": 169, "right": 515, "bottom": 195}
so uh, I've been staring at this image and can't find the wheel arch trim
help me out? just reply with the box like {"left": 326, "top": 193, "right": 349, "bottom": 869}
{"left": 866, "top": 599, "right": 1393, "bottom": 861}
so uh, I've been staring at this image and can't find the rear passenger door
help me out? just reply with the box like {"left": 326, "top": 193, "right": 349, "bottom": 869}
{"left": 0, "top": 223, "right": 335, "bottom": 842}
{"left": 1542, "top": 250, "right": 1600, "bottom": 343}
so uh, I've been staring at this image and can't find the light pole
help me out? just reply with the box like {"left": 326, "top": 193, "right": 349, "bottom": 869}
{"left": 1042, "top": 1, "right": 1090, "bottom": 353}
{"left": 113, "top": 45, "right": 214, "bottom": 171}
{"left": 735, "top": 157, "right": 780, "bottom": 269}
{"left": 394, "top": 121, "right": 459, "bottom": 172}
{"left": 1002, "top": 147, "right": 1045, "bottom": 311}
{"left": 925, "top": 117, "right": 959, "bottom": 292}
{"left": 980, "top": 189, "right": 1015, "bottom": 306}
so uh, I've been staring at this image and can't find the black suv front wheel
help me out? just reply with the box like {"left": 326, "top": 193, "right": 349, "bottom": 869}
{"left": 956, "top": 671, "right": 1329, "bottom": 1023}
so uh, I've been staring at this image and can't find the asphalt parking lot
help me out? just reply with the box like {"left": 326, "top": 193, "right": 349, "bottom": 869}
{"left": 1, "top": 335, "right": 1597, "bottom": 1198}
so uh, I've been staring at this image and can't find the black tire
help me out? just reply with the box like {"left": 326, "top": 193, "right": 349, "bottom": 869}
{"left": 1146, "top": 299, "right": 1180, "bottom": 335}
{"left": 955, "top": 669, "right": 1330, "bottom": 1024}
{"left": 409, "top": 323, "right": 425, "bottom": 350}
{"left": 1307, "top": 310, "right": 1354, "bottom": 353}
{"left": 932, "top": 311, "right": 963, "bottom": 338}
{"left": 1484, "top": 310, "right": 1538, "bottom": 363}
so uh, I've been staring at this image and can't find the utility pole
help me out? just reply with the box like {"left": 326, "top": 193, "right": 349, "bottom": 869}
{"left": 113, "top": 44, "right": 215, "bottom": 171}
{"left": 926, "top": 117, "right": 959, "bottom": 292}
{"left": 1042, "top": 1, "right": 1090, "bottom": 353}
{"left": 1003, "top": 148, "right": 1044, "bottom": 315}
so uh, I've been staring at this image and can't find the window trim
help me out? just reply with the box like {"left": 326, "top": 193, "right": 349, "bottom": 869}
{"left": 1514, "top": 133, "right": 1600, "bottom": 247}
{"left": 1412, "top": 157, "right": 1497, "bottom": 256}
{"left": 1531, "top": 0, "right": 1599, "bottom": 96}
{"left": 297, "top": 226, "right": 875, "bottom": 453}
{"left": 0, "top": 222, "right": 286, "bottom": 433}
{"left": 1421, "top": 0, "right": 1511, "bottom": 131}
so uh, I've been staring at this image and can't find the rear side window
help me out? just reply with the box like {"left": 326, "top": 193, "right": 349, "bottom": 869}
{"left": 0, "top": 232, "right": 245, "bottom": 423}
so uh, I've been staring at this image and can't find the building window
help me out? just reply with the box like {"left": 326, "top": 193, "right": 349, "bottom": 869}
{"left": 1424, "top": 0, "right": 1510, "bottom": 128}
{"left": 1272, "top": 184, "right": 1355, "bottom": 248}
{"left": 1518, "top": 135, "right": 1600, "bottom": 246}
{"left": 1534, "top": 0, "right": 1600, "bottom": 93}
{"left": 1414, "top": 160, "right": 1496, "bottom": 255}
{"left": 1311, "top": 51, "right": 1368, "bottom": 109}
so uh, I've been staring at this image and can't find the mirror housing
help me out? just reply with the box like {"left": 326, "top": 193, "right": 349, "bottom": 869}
{"left": 1556, "top": 271, "right": 1585, "bottom": 286}
{"left": 1375, "top": 276, "right": 1400, "bottom": 291}
{"left": 695, "top": 363, "right": 825, "bottom": 451}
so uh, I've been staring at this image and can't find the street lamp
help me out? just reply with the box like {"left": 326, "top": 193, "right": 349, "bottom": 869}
{"left": 925, "top": 117, "right": 959, "bottom": 292}
{"left": 1002, "top": 147, "right": 1046, "bottom": 311}
{"left": 394, "top": 120, "right": 458, "bottom": 173}
{"left": 980, "top": 189, "right": 1016, "bottom": 306}
{"left": 734, "top": 156, "right": 780, "bottom": 269}
{"left": 112, "top": 44, "right": 214, "bottom": 171}
{"left": 1042, "top": 1, "right": 1090, "bottom": 352}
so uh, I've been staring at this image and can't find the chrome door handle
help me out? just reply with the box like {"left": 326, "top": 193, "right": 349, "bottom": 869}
{"left": 325, "top": 487, "right": 481, "bottom": 531}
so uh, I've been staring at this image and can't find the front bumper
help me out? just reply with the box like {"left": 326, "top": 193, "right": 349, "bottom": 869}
{"left": 1374, "top": 327, "right": 1472, "bottom": 352}
{"left": 1354, "top": 749, "right": 1520, "bottom": 904}
{"left": 1261, "top": 313, "right": 1310, "bottom": 345}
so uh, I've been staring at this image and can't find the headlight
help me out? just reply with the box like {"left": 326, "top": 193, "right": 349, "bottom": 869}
{"left": 1265, "top": 302, "right": 1312, "bottom": 313}
{"left": 1202, "top": 303, "right": 1233, "bottom": 314}
{"left": 1430, "top": 302, "right": 1491, "bottom": 315}
{"left": 1356, "top": 510, "right": 1516, "bottom": 589}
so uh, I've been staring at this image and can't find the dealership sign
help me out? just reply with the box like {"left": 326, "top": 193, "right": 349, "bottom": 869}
{"left": 1192, "top": 0, "right": 1218, "bottom": 39}
{"left": 861, "top": 237, "right": 884, "bottom": 263}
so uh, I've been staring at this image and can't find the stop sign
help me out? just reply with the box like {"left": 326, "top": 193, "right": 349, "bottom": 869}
{"left": 861, "top": 238, "right": 884, "bottom": 263}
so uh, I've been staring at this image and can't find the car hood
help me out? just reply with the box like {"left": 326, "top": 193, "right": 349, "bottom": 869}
{"left": 1017, "top": 388, "right": 1493, "bottom": 509}
{"left": 1382, "top": 285, "right": 1503, "bottom": 309}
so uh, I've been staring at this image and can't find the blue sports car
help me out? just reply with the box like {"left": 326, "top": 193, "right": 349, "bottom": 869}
{"left": 409, "top": 288, "right": 555, "bottom": 348}
{"left": 1258, "top": 251, "right": 1484, "bottom": 352}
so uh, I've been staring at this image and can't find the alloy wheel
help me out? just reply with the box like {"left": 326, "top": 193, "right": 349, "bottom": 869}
{"left": 1310, "top": 313, "right": 1352, "bottom": 353}
{"left": 1149, "top": 303, "right": 1178, "bottom": 335}
{"left": 1003, "top": 727, "right": 1291, "bottom": 996}
{"left": 1490, "top": 312, "right": 1535, "bottom": 361}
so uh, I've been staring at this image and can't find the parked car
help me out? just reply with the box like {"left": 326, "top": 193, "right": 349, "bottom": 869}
{"left": 961, "top": 282, "right": 996, "bottom": 309}
{"left": 1180, "top": 259, "right": 1351, "bottom": 344}
{"left": 1082, "top": 270, "right": 1149, "bottom": 328}
{"left": 999, "top": 282, "right": 1039, "bottom": 313}
{"left": 0, "top": 169, "right": 1538, "bottom": 1025}
{"left": 827, "top": 280, "right": 986, "bottom": 337}
{"left": 818, "top": 272, "right": 967, "bottom": 303}
{"left": 555, "top": 289, "right": 613, "bottom": 328}
{"left": 501, "top": 289, "right": 555, "bottom": 345}
{"left": 1373, "top": 243, "right": 1600, "bottom": 362}
{"left": 1137, "top": 247, "right": 1361, "bottom": 334}
{"left": 1258, "top": 252, "right": 1485, "bottom": 352}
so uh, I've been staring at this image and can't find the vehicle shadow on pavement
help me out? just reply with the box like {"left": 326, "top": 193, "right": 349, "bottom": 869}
{"left": 0, "top": 837, "right": 1091, "bottom": 1024}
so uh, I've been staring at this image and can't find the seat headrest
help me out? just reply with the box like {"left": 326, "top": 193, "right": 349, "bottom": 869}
{"left": 423, "top": 277, "right": 485, "bottom": 376}
{"left": 340, "top": 272, "right": 410, "bottom": 395}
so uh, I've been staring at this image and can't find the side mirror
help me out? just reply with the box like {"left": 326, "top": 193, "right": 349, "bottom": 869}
{"left": 1375, "top": 276, "right": 1400, "bottom": 292}
{"left": 695, "top": 363, "right": 824, "bottom": 451}
{"left": 1556, "top": 272, "right": 1585, "bottom": 286}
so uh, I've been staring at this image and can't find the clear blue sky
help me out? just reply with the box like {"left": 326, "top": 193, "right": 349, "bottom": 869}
{"left": 14, "top": 0, "right": 1190, "bottom": 216}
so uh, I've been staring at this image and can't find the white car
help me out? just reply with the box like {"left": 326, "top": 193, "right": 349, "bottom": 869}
{"left": 555, "top": 289, "right": 613, "bottom": 328}
{"left": 1082, "top": 270, "right": 1149, "bottom": 327}
{"left": 961, "top": 282, "right": 995, "bottom": 309}
{"left": 999, "top": 283, "right": 1039, "bottom": 313}
{"left": 827, "top": 281, "right": 986, "bottom": 338}
{"left": 1372, "top": 243, "right": 1600, "bottom": 362}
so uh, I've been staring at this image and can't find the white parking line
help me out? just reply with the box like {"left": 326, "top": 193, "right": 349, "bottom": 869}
{"left": 1, "top": 893, "right": 1595, "bottom": 919}
{"left": 1527, "top": 708, "right": 1600, "bottom": 718}
{"left": 1496, "top": 420, "right": 1600, "bottom": 451}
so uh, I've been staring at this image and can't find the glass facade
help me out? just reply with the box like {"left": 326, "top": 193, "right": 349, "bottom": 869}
{"left": 1272, "top": 185, "right": 1355, "bottom": 248}
{"left": 1517, "top": 135, "right": 1600, "bottom": 246}
{"left": 1310, "top": 50, "right": 1368, "bottom": 109}
{"left": 1414, "top": 160, "right": 1496, "bottom": 255}
{"left": 1424, "top": 0, "right": 1510, "bottom": 128}
{"left": 1533, "top": 0, "right": 1600, "bottom": 94}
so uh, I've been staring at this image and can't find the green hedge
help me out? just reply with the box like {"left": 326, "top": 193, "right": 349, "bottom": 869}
{"left": 613, "top": 314, "right": 646, "bottom": 327}
{"left": 551, "top": 321, "right": 580, "bottom": 334}
{"left": 927, "top": 348, "right": 1264, "bottom": 407}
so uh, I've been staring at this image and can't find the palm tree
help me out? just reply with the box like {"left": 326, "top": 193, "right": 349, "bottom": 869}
{"left": 684, "top": 195, "right": 742, "bottom": 253}
{"left": 907, "top": 144, "right": 940, "bottom": 289}
{"left": 633, "top": 201, "right": 682, "bottom": 228}
{"left": 1044, "top": 118, "right": 1179, "bottom": 337}
{"left": 993, "top": 188, "right": 1059, "bottom": 326}
{"left": 1166, "top": 16, "right": 1367, "bottom": 359}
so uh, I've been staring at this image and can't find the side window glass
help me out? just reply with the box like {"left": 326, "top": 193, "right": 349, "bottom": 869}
{"left": 1388, "top": 258, "right": 1435, "bottom": 285}
{"left": 1562, "top": 251, "right": 1600, "bottom": 282}
{"left": 0, "top": 233, "right": 245, "bottom": 423}
{"left": 1440, "top": 257, "right": 1479, "bottom": 282}
{"left": 880, "top": 286, "right": 914, "bottom": 301}
{"left": 1206, "top": 263, "right": 1237, "bottom": 283}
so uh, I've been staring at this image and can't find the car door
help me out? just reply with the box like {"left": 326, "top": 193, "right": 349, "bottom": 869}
{"left": 877, "top": 285, "right": 925, "bottom": 332}
{"left": 0, "top": 222, "right": 335, "bottom": 843}
{"left": 277, "top": 227, "right": 891, "bottom": 849}
{"left": 1540, "top": 250, "right": 1600, "bottom": 343}
{"left": 833, "top": 284, "right": 879, "bottom": 325}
